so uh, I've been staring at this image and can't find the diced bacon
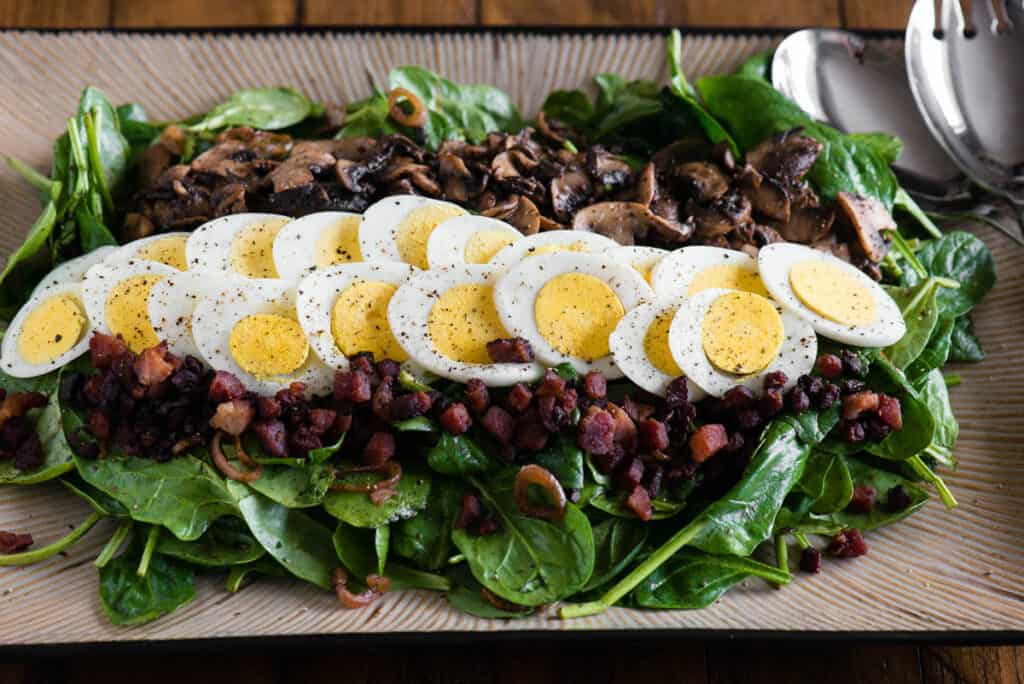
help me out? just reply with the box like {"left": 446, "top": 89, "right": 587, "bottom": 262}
{"left": 689, "top": 424, "right": 729, "bottom": 463}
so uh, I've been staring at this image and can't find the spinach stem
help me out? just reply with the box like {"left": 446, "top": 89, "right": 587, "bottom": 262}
{"left": 0, "top": 512, "right": 101, "bottom": 567}
{"left": 560, "top": 519, "right": 710, "bottom": 619}
{"left": 792, "top": 531, "right": 811, "bottom": 550}
{"left": 137, "top": 525, "right": 160, "bottom": 578}
{"left": 7, "top": 156, "right": 54, "bottom": 195}
{"left": 95, "top": 520, "right": 133, "bottom": 569}
{"left": 887, "top": 230, "right": 927, "bottom": 279}
{"left": 82, "top": 109, "right": 114, "bottom": 212}
{"left": 447, "top": 553, "right": 466, "bottom": 565}
{"left": 932, "top": 276, "right": 961, "bottom": 290}
{"left": 943, "top": 374, "right": 961, "bottom": 387}
{"left": 895, "top": 188, "right": 943, "bottom": 239}
{"left": 773, "top": 534, "right": 789, "bottom": 588}
{"left": 907, "top": 455, "right": 957, "bottom": 510}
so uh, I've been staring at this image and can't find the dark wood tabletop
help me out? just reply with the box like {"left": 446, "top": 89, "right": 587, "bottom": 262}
{"left": 1, "top": 1, "right": 1021, "bottom": 682}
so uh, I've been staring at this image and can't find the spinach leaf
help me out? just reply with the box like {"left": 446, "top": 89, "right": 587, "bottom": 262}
{"left": 914, "top": 368, "right": 959, "bottom": 458}
{"left": 591, "top": 75, "right": 663, "bottom": 140}
{"left": 426, "top": 433, "right": 499, "bottom": 476}
{"left": 156, "top": 516, "right": 265, "bottom": 567}
{"left": 798, "top": 449, "right": 854, "bottom": 514}
{"left": 848, "top": 132, "right": 903, "bottom": 166}
{"left": 99, "top": 547, "right": 195, "bottom": 625}
{"left": 227, "top": 480, "right": 337, "bottom": 590}
{"left": 81, "top": 94, "right": 129, "bottom": 210}
{"left": 632, "top": 549, "right": 790, "bottom": 610}
{"left": 391, "top": 475, "right": 461, "bottom": 571}
{"left": 308, "top": 434, "right": 345, "bottom": 464}
{"left": 74, "top": 204, "right": 117, "bottom": 254}
{"left": 332, "top": 522, "right": 451, "bottom": 591}
{"left": 532, "top": 435, "right": 584, "bottom": 490}
{"left": 0, "top": 376, "right": 74, "bottom": 485}
{"left": 0, "top": 198, "right": 59, "bottom": 318}
{"left": 948, "top": 314, "right": 985, "bottom": 362}
{"left": 337, "top": 90, "right": 402, "bottom": 140}
{"left": 323, "top": 462, "right": 431, "bottom": 528}
{"left": 789, "top": 403, "right": 840, "bottom": 445}
{"left": 6, "top": 157, "right": 53, "bottom": 196}
{"left": 539, "top": 89, "right": 594, "bottom": 130}
{"left": 188, "top": 87, "right": 317, "bottom": 132}
{"left": 734, "top": 50, "right": 773, "bottom": 81}
{"left": 906, "top": 316, "right": 954, "bottom": 381}
{"left": 884, "top": 279, "right": 941, "bottom": 369}
{"left": 864, "top": 358, "right": 936, "bottom": 461}
{"left": 452, "top": 469, "right": 595, "bottom": 606}
{"left": 391, "top": 416, "right": 437, "bottom": 432}
{"left": 666, "top": 30, "right": 738, "bottom": 156}
{"left": 588, "top": 490, "right": 686, "bottom": 520}
{"left": 61, "top": 476, "right": 129, "bottom": 517}
{"left": 445, "top": 565, "right": 533, "bottom": 618}
{"left": 246, "top": 462, "right": 334, "bottom": 508}
{"left": 116, "top": 102, "right": 162, "bottom": 151}
{"left": 582, "top": 517, "right": 649, "bottom": 592}
{"left": 374, "top": 525, "right": 390, "bottom": 575}
{"left": 226, "top": 557, "right": 287, "bottom": 593}
{"left": 901, "top": 232, "right": 996, "bottom": 317}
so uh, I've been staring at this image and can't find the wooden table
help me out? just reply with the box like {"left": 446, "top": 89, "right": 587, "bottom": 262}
{"left": 1, "top": 1, "right": 1021, "bottom": 682}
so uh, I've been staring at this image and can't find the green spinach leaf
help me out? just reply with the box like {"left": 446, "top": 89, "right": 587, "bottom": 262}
{"left": 588, "top": 489, "right": 686, "bottom": 520}
{"left": 332, "top": 522, "right": 450, "bottom": 591}
{"left": 948, "top": 314, "right": 984, "bottom": 362}
{"left": 914, "top": 368, "right": 958, "bottom": 458}
{"left": 906, "top": 316, "right": 954, "bottom": 381}
{"left": 391, "top": 475, "right": 461, "bottom": 571}
{"left": 323, "top": 462, "right": 431, "bottom": 528}
{"left": 156, "top": 516, "right": 265, "bottom": 567}
{"left": 901, "top": 232, "right": 996, "bottom": 318}
{"left": 666, "top": 30, "right": 738, "bottom": 156}
{"left": 582, "top": 517, "right": 648, "bottom": 592}
{"left": 0, "top": 375, "right": 74, "bottom": 485}
{"left": 445, "top": 565, "right": 533, "bottom": 618}
{"left": 798, "top": 449, "right": 854, "bottom": 514}
{"left": 734, "top": 50, "right": 773, "bottom": 81}
{"left": 884, "top": 279, "right": 941, "bottom": 369}
{"left": 426, "top": 433, "right": 499, "bottom": 476}
{"left": 189, "top": 87, "right": 317, "bottom": 132}
{"left": 632, "top": 549, "right": 790, "bottom": 610}
{"left": 226, "top": 557, "right": 287, "bottom": 593}
{"left": 246, "top": 462, "right": 334, "bottom": 508}
{"left": 61, "top": 476, "right": 129, "bottom": 517}
{"left": 99, "top": 547, "right": 195, "bottom": 625}
{"left": 532, "top": 435, "right": 584, "bottom": 490}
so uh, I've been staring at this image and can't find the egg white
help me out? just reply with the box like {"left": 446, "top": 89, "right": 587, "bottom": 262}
{"left": 358, "top": 195, "right": 466, "bottom": 265}
{"left": 185, "top": 213, "right": 290, "bottom": 277}
{"left": 608, "top": 298, "right": 706, "bottom": 400}
{"left": 1, "top": 282, "right": 93, "bottom": 378}
{"left": 425, "top": 215, "right": 522, "bottom": 269}
{"left": 272, "top": 211, "right": 363, "bottom": 281}
{"left": 191, "top": 279, "right": 333, "bottom": 395}
{"left": 607, "top": 245, "right": 669, "bottom": 283}
{"left": 108, "top": 232, "right": 191, "bottom": 269}
{"left": 493, "top": 252, "right": 654, "bottom": 378}
{"left": 757, "top": 243, "right": 906, "bottom": 347}
{"left": 148, "top": 270, "right": 238, "bottom": 360}
{"left": 296, "top": 261, "right": 418, "bottom": 371}
{"left": 30, "top": 246, "right": 118, "bottom": 298}
{"left": 668, "top": 287, "right": 817, "bottom": 398}
{"left": 487, "top": 229, "right": 619, "bottom": 272}
{"left": 388, "top": 265, "right": 544, "bottom": 386}
{"left": 649, "top": 245, "right": 760, "bottom": 299}
{"left": 81, "top": 259, "right": 178, "bottom": 339}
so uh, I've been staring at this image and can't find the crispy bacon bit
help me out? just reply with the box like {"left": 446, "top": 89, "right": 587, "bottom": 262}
{"left": 208, "top": 371, "right": 246, "bottom": 402}
{"left": 514, "top": 410, "right": 549, "bottom": 452}
{"left": 828, "top": 528, "right": 868, "bottom": 558}
{"left": 439, "top": 403, "right": 472, "bottom": 435}
{"left": 842, "top": 391, "right": 879, "bottom": 421}
{"left": 0, "top": 531, "right": 33, "bottom": 554}
{"left": 252, "top": 419, "right": 288, "bottom": 458}
{"left": 847, "top": 484, "right": 877, "bottom": 514}
{"left": 87, "top": 409, "right": 112, "bottom": 442}
{"left": 0, "top": 392, "right": 47, "bottom": 427}
{"left": 538, "top": 389, "right": 576, "bottom": 432}
{"left": 506, "top": 384, "right": 533, "bottom": 414}
{"left": 486, "top": 337, "right": 535, "bottom": 363}
{"left": 13, "top": 434, "right": 44, "bottom": 471}
{"left": 209, "top": 399, "right": 255, "bottom": 437}
{"left": 481, "top": 406, "right": 515, "bottom": 443}
{"left": 626, "top": 485, "right": 653, "bottom": 521}
{"left": 362, "top": 432, "right": 396, "bottom": 465}
{"left": 607, "top": 402, "right": 637, "bottom": 449}
{"left": 885, "top": 485, "right": 912, "bottom": 512}
{"left": 689, "top": 423, "right": 729, "bottom": 463}
{"left": 535, "top": 369, "right": 566, "bottom": 398}
{"left": 577, "top": 406, "right": 615, "bottom": 455}
{"left": 622, "top": 396, "right": 655, "bottom": 423}
{"left": 638, "top": 418, "right": 670, "bottom": 452}
{"left": 89, "top": 332, "right": 129, "bottom": 369}
{"left": 454, "top": 493, "right": 482, "bottom": 530}
{"left": 877, "top": 394, "right": 902, "bottom": 430}
{"left": 582, "top": 371, "right": 607, "bottom": 400}
{"left": 308, "top": 408, "right": 337, "bottom": 435}
{"left": 134, "top": 344, "right": 177, "bottom": 387}
{"left": 334, "top": 370, "right": 372, "bottom": 403}
{"left": 616, "top": 456, "right": 644, "bottom": 489}
{"left": 389, "top": 391, "right": 432, "bottom": 420}
{"left": 463, "top": 379, "right": 490, "bottom": 414}
{"left": 371, "top": 375, "right": 394, "bottom": 421}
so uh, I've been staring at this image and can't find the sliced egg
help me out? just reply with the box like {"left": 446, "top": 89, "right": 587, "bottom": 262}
{"left": 668, "top": 287, "right": 816, "bottom": 398}
{"left": 1, "top": 283, "right": 92, "bottom": 377}
{"left": 82, "top": 259, "right": 177, "bottom": 353}
{"left": 192, "top": 279, "right": 333, "bottom": 395}
{"left": 608, "top": 246, "right": 669, "bottom": 285}
{"left": 30, "top": 246, "right": 118, "bottom": 297}
{"left": 296, "top": 262, "right": 417, "bottom": 371}
{"left": 388, "top": 265, "right": 544, "bottom": 386}
{"left": 110, "top": 232, "right": 191, "bottom": 271}
{"left": 426, "top": 215, "right": 522, "bottom": 269}
{"left": 488, "top": 230, "right": 619, "bottom": 272}
{"left": 148, "top": 270, "right": 237, "bottom": 359}
{"left": 650, "top": 246, "right": 769, "bottom": 299}
{"left": 608, "top": 298, "right": 706, "bottom": 400}
{"left": 186, "top": 213, "right": 291, "bottom": 279}
{"left": 359, "top": 195, "right": 467, "bottom": 270}
{"left": 272, "top": 211, "right": 363, "bottom": 281}
{"left": 757, "top": 243, "right": 905, "bottom": 347}
{"left": 493, "top": 253, "right": 653, "bottom": 378}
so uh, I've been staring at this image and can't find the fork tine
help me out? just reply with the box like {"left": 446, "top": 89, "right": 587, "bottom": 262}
{"left": 934, "top": 0, "right": 945, "bottom": 36}
{"left": 960, "top": 0, "right": 978, "bottom": 36}
{"left": 989, "top": 0, "right": 1014, "bottom": 32}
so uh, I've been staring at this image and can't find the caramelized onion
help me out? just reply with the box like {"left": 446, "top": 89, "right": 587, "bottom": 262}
{"left": 387, "top": 87, "right": 427, "bottom": 128}
{"left": 513, "top": 464, "right": 567, "bottom": 522}
{"left": 233, "top": 434, "right": 258, "bottom": 468}
{"left": 331, "top": 461, "right": 402, "bottom": 493}
{"left": 332, "top": 567, "right": 389, "bottom": 609}
{"left": 211, "top": 430, "right": 263, "bottom": 483}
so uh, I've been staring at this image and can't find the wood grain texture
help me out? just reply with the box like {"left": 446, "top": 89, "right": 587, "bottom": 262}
{"left": 0, "top": 0, "right": 111, "bottom": 28}
{"left": 112, "top": 0, "right": 296, "bottom": 27}
{"left": 843, "top": 0, "right": 916, "bottom": 29}
{"left": 707, "top": 643, "right": 922, "bottom": 684}
{"left": 922, "top": 646, "right": 1024, "bottom": 684}
{"left": 303, "top": 0, "right": 478, "bottom": 25}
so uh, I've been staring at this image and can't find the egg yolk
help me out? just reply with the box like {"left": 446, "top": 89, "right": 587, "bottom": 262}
{"left": 331, "top": 281, "right": 407, "bottom": 361}
{"left": 701, "top": 291, "right": 783, "bottom": 375}
{"left": 428, "top": 284, "right": 509, "bottom": 364}
{"left": 688, "top": 264, "right": 769, "bottom": 298}
{"left": 397, "top": 205, "right": 466, "bottom": 269}
{"left": 535, "top": 274, "right": 624, "bottom": 361}
{"left": 138, "top": 236, "right": 188, "bottom": 270}
{"left": 464, "top": 230, "right": 516, "bottom": 264}
{"left": 790, "top": 261, "right": 876, "bottom": 326}
{"left": 17, "top": 294, "right": 86, "bottom": 364}
{"left": 529, "top": 242, "right": 591, "bottom": 258}
{"left": 230, "top": 218, "right": 289, "bottom": 278}
{"left": 105, "top": 275, "right": 165, "bottom": 352}
{"left": 644, "top": 308, "right": 682, "bottom": 376}
{"left": 633, "top": 260, "right": 656, "bottom": 285}
{"left": 229, "top": 314, "right": 309, "bottom": 378}
{"left": 315, "top": 216, "right": 363, "bottom": 266}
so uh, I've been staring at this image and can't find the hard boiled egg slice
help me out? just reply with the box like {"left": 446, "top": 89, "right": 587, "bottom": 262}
{"left": 109, "top": 232, "right": 191, "bottom": 271}
{"left": 192, "top": 279, "right": 333, "bottom": 395}
{"left": 668, "top": 288, "right": 816, "bottom": 398}
{"left": 650, "top": 246, "right": 769, "bottom": 299}
{"left": 426, "top": 215, "right": 522, "bottom": 269}
{"left": 82, "top": 259, "right": 178, "bottom": 353}
{"left": 494, "top": 253, "right": 653, "bottom": 378}
{"left": 297, "top": 262, "right": 417, "bottom": 371}
{"left": 608, "top": 298, "right": 705, "bottom": 400}
{"left": 388, "top": 265, "right": 543, "bottom": 386}
{"left": 1, "top": 283, "right": 92, "bottom": 377}
{"left": 359, "top": 195, "right": 467, "bottom": 269}
{"left": 488, "top": 229, "right": 618, "bottom": 272}
{"left": 757, "top": 243, "right": 906, "bottom": 347}
{"left": 186, "top": 213, "right": 291, "bottom": 279}
{"left": 608, "top": 245, "right": 669, "bottom": 285}
{"left": 272, "top": 211, "right": 363, "bottom": 281}
{"left": 148, "top": 270, "right": 238, "bottom": 359}
{"left": 30, "top": 246, "right": 118, "bottom": 297}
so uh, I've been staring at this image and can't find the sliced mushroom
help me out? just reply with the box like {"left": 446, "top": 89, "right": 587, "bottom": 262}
{"left": 268, "top": 141, "right": 336, "bottom": 193}
{"left": 733, "top": 223, "right": 784, "bottom": 251}
{"left": 587, "top": 146, "right": 632, "bottom": 189}
{"left": 191, "top": 140, "right": 255, "bottom": 178}
{"left": 788, "top": 180, "right": 820, "bottom": 210}
{"left": 483, "top": 195, "right": 541, "bottom": 235}
{"left": 836, "top": 192, "right": 894, "bottom": 262}
{"left": 689, "top": 191, "right": 753, "bottom": 240}
{"left": 651, "top": 138, "right": 713, "bottom": 174}
{"left": 772, "top": 206, "right": 835, "bottom": 244}
{"left": 674, "top": 161, "right": 729, "bottom": 202}
{"left": 335, "top": 159, "right": 369, "bottom": 193}
{"left": 811, "top": 234, "right": 852, "bottom": 262}
{"left": 538, "top": 215, "right": 565, "bottom": 231}
{"left": 491, "top": 151, "right": 520, "bottom": 180}
{"left": 550, "top": 169, "right": 593, "bottom": 222}
{"left": 211, "top": 182, "right": 247, "bottom": 216}
{"left": 329, "top": 136, "right": 376, "bottom": 162}
{"left": 737, "top": 165, "right": 791, "bottom": 223}
{"left": 629, "top": 163, "right": 657, "bottom": 206}
{"left": 572, "top": 202, "right": 653, "bottom": 245}
{"left": 376, "top": 159, "right": 432, "bottom": 184}
{"left": 509, "top": 148, "right": 540, "bottom": 173}
{"left": 535, "top": 110, "right": 569, "bottom": 145}
{"left": 745, "top": 128, "right": 822, "bottom": 182}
